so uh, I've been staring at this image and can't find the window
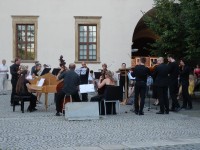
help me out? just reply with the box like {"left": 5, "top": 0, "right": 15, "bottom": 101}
{"left": 12, "top": 16, "right": 38, "bottom": 62}
{"left": 75, "top": 16, "right": 101, "bottom": 63}
{"left": 79, "top": 25, "right": 97, "bottom": 61}
{"left": 16, "top": 24, "right": 35, "bottom": 60}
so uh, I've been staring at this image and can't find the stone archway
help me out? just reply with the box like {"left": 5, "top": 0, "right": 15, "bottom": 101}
{"left": 131, "top": 8, "right": 158, "bottom": 58}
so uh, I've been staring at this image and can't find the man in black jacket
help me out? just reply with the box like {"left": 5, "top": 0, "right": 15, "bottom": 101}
{"left": 56, "top": 63, "right": 81, "bottom": 116}
{"left": 10, "top": 57, "right": 21, "bottom": 106}
{"left": 132, "top": 57, "right": 150, "bottom": 115}
{"left": 153, "top": 57, "right": 169, "bottom": 114}
{"left": 167, "top": 55, "right": 181, "bottom": 111}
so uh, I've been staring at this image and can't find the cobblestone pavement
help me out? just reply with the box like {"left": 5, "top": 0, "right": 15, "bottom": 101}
{"left": 0, "top": 92, "right": 200, "bottom": 150}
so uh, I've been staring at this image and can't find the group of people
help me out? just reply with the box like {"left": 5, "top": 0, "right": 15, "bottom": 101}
{"left": 131, "top": 55, "right": 194, "bottom": 116}
{"left": 0, "top": 55, "right": 198, "bottom": 116}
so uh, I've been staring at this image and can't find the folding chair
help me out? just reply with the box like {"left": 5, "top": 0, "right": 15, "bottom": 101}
{"left": 101, "top": 86, "right": 123, "bottom": 115}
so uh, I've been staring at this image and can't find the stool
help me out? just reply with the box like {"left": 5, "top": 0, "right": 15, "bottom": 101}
{"left": 62, "top": 95, "right": 72, "bottom": 115}
{"left": 13, "top": 95, "right": 31, "bottom": 113}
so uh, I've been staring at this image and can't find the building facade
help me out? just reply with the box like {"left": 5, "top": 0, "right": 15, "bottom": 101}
{"left": 0, "top": 0, "right": 154, "bottom": 74}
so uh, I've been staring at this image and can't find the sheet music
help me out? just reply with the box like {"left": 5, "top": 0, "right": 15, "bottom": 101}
{"left": 79, "top": 84, "right": 95, "bottom": 93}
{"left": 80, "top": 68, "right": 87, "bottom": 75}
{"left": 75, "top": 68, "right": 81, "bottom": 75}
{"left": 75, "top": 68, "right": 87, "bottom": 75}
{"left": 128, "top": 72, "right": 135, "bottom": 80}
{"left": 37, "top": 78, "right": 45, "bottom": 87}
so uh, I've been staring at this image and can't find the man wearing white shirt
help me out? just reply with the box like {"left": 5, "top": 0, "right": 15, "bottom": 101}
{"left": 0, "top": 59, "right": 9, "bottom": 95}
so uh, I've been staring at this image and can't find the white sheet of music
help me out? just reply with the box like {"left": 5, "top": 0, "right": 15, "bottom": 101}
{"left": 128, "top": 72, "right": 135, "bottom": 80}
{"left": 75, "top": 68, "right": 87, "bottom": 75}
{"left": 37, "top": 78, "right": 45, "bottom": 87}
{"left": 79, "top": 84, "right": 95, "bottom": 93}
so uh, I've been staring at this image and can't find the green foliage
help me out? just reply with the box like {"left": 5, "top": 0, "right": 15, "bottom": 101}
{"left": 144, "top": 0, "right": 200, "bottom": 60}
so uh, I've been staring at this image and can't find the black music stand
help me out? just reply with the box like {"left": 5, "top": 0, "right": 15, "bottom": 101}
{"left": 52, "top": 68, "right": 61, "bottom": 76}
{"left": 40, "top": 68, "right": 51, "bottom": 76}
{"left": 94, "top": 72, "right": 101, "bottom": 79}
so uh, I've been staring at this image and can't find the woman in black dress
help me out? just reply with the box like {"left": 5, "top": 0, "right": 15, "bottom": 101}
{"left": 16, "top": 70, "right": 37, "bottom": 112}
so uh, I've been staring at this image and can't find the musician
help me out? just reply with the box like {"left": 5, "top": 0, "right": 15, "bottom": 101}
{"left": 32, "top": 63, "right": 42, "bottom": 103}
{"left": 91, "top": 70, "right": 115, "bottom": 115}
{"left": 80, "top": 62, "right": 89, "bottom": 101}
{"left": 97, "top": 63, "right": 108, "bottom": 95}
{"left": 32, "top": 63, "right": 42, "bottom": 78}
{"left": 16, "top": 69, "right": 37, "bottom": 112}
{"left": 118, "top": 63, "right": 129, "bottom": 100}
{"left": 132, "top": 57, "right": 150, "bottom": 115}
{"left": 55, "top": 63, "right": 81, "bottom": 116}
{"left": 101, "top": 63, "right": 107, "bottom": 80}
{"left": 31, "top": 61, "right": 39, "bottom": 75}
{"left": 150, "top": 59, "right": 159, "bottom": 106}
{"left": 10, "top": 57, "right": 21, "bottom": 106}
{"left": 167, "top": 54, "right": 181, "bottom": 111}
{"left": 153, "top": 57, "right": 169, "bottom": 114}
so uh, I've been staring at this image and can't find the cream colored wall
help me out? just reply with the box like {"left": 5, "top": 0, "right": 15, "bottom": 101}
{"left": 0, "top": 0, "right": 153, "bottom": 78}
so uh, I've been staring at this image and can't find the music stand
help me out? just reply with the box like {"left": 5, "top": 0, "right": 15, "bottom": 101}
{"left": 52, "top": 68, "right": 61, "bottom": 76}
{"left": 94, "top": 72, "right": 101, "bottom": 79}
{"left": 40, "top": 68, "right": 51, "bottom": 76}
{"left": 118, "top": 68, "right": 130, "bottom": 105}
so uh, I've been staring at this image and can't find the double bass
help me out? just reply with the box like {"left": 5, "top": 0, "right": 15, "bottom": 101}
{"left": 55, "top": 55, "right": 71, "bottom": 112}
{"left": 56, "top": 55, "right": 68, "bottom": 92}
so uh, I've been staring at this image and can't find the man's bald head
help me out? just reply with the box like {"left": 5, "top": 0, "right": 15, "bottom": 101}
{"left": 157, "top": 57, "right": 164, "bottom": 64}
{"left": 69, "top": 63, "right": 76, "bottom": 70}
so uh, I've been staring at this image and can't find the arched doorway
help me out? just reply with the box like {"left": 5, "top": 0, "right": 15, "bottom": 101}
{"left": 131, "top": 8, "right": 158, "bottom": 67}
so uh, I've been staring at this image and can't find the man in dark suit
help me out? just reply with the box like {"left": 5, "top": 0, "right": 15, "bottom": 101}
{"left": 10, "top": 57, "right": 21, "bottom": 106}
{"left": 153, "top": 57, "right": 169, "bottom": 114}
{"left": 167, "top": 55, "right": 181, "bottom": 111}
{"left": 132, "top": 57, "right": 150, "bottom": 115}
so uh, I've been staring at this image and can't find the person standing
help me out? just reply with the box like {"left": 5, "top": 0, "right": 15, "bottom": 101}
{"left": 132, "top": 57, "right": 150, "bottom": 115}
{"left": 179, "top": 59, "right": 192, "bottom": 109}
{"left": 80, "top": 62, "right": 89, "bottom": 101}
{"left": 55, "top": 63, "right": 81, "bottom": 116}
{"left": 167, "top": 54, "right": 181, "bottom": 111}
{"left": 10, "top": 57, "right": 21, "bottom": 106}
{"left": 0, "top": 59, "right": 9, "bottom": 95}
{"left": 119, "top": 63, "right": 129, "bottom": 99}
{"left": 153, "top": 57, "right": 169, "bottom": 114}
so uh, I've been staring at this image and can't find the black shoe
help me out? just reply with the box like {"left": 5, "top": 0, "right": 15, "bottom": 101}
{"left": 156, "top": 111, "right": 164, "bottom": 114}
{"left": 165, "top": 111, "right": 169, "bottom": 114}
{"left": 174, "top": 107, "right": 181, "bottom": 112}
{"left": 134, "top": 110, "right": 138, "bottom": 115}
{"left": 27, "top": 107, "right": 32, "bottom": 112}
{"left": 139, "top": 112, "right": 144, "bottom": 115}
{"left": 55, "top": 112, "right": 61, "bottom": 116}
{"left": 32, "top": 108, "right": 37, "bottom": 111}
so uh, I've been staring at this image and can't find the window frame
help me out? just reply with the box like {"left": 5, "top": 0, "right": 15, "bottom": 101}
{"left": 78, "top": 24, "right": 97, "bottom": 61}
{"left": 12, "top": 16, "right": 38, "bottom": 63}
{"left": 74, "top": 16, "right": 101, "bottom": 64}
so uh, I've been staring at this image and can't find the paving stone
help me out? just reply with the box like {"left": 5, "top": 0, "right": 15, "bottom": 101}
{"left": 100, "top": 144, "right": 129, "bottom": 150}
{"left": 0, "top": 92, "right": 200, "bottom": 149}
{"left": 74, "top": 146, "right": 103, "bottom": 150}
